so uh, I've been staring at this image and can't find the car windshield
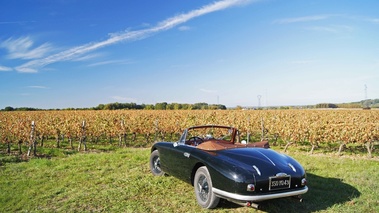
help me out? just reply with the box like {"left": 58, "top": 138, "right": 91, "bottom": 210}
{"left": 179, "top": 126, "right": 236, "bottom": 144}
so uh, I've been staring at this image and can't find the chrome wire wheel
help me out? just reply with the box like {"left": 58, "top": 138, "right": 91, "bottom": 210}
{"left": 149, "top": 150, "right": 165, "bottom": 176}
{"left": 152, "top": 156, "right": 161, "bottom": 173}
{"left": 197, "top": 175, "right": 209, "bottom": 202}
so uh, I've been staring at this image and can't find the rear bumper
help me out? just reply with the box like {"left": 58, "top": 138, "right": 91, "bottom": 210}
{"left": 213, "top": 186, "right": 308, "bottom": 202}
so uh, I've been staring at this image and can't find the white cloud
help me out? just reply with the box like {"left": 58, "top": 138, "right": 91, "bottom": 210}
{"left": 73, "top": 53, "right": 103, "bottom": 61}
{"left": 305, "top": 25, "right": 353, "bottom": 33}
{"left": 0, "top": 36, "right": 52, "bottom": 59}
{"left": 274, "top": 15, "right": 333, "bottom": 24}
{"left": 87, "top": 59, "right": 134, "bottom": 67}
{"left": 28, "top": 86, "right": 48, "bottom": 89}
{"left": 14, "top": 0, "right": 252, "bottom": 73}
{"left": 0, "top": 65, "right": 12, "bottom": 71}
{"left": 15, "top": 67, "right": 38, "bottom": 73}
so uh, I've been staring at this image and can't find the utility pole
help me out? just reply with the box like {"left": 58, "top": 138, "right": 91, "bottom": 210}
{"left": 257, "top": 95, "right": 262, "bottom": 109}
{"left": 363, "top": 84, "right": 370, "bottom": 109}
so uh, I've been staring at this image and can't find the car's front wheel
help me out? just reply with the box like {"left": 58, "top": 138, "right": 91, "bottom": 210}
{"left": 149, "top": 150, "right": 165, "bottom": 176}
{"left": 194, "top": 166, "right": 220, "bottom": 209}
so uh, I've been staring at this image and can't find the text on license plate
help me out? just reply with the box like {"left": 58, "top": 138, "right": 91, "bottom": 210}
{"left": 269, "top": 176, "right": 291, "bottom": 190}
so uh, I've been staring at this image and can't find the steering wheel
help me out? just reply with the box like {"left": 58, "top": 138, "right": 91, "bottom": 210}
{"left": 188, "top": 136, "right": 204, "bottom": 146}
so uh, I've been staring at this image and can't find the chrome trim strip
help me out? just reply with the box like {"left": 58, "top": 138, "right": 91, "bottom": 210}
{"left": 288, "top": 163, "right": 297, "bottom": 172}
{"left": 252, "top": 165, "right": 261, "bottom": 176}
{"left": 213, "top": 186, "right": 308, "bottom": 202}
{"left": 256, "top": 150, "right": 276, "bottom": 166}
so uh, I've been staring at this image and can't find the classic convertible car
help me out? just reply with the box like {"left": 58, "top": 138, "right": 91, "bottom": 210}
{"left": 149, "top": 125, "right": 308, "bottom": 209}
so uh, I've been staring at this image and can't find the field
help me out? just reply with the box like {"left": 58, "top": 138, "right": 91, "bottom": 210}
{"left": 1, "top": 109, "right": 379, "bottom": 212}
{"left": 1, "top": 145, "right": 378, "bottom": 212}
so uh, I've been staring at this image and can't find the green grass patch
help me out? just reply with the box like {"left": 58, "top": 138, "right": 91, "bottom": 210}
{"left": 1, "top": 148, "right": 378, "bottom": 212}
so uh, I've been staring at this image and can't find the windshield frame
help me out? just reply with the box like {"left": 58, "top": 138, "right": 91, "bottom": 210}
{"left": 178, "top": 125, "right": 238, "bottom": 145}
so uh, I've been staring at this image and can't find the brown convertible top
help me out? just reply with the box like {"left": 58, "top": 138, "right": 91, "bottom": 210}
{"left": 197, "top": 140, "right": 269, "bottom": 151}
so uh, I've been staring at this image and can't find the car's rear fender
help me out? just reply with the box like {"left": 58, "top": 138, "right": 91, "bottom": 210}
{"left": 202, "top": 155, "right": 257, "bottom": 194}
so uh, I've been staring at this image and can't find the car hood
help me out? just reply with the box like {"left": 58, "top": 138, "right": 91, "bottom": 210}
{"left": 215, "top": 148, "right": 305, "bottom": 177}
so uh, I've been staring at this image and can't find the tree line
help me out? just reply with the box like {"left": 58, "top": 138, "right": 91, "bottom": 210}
{"left": 2, "top": 99, "right": 378, "bottom": 111}
{"left": 94, "top": 102, "right": 226, "bottom": 110}
{"left": 1, "top": 102, "right": 227, "bottom": 111}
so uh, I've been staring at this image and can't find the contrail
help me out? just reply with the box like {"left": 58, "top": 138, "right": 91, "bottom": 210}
{"left": 16, "top": 0, "right": 252, "bottom": 73}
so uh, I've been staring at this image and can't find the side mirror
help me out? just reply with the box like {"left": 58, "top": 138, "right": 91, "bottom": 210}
{"left": 173, "top": 142, "right": 178, "bottom": 147}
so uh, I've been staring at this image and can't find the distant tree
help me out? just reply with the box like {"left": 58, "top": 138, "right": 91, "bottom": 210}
{"left": 103, "top": 103, "right": 114, "bottom": 110}
{"left": 210, "top": 104, "right": 226, "bottom": 110}
{"left": 95, "top": 104, "right": 105, "bottom": 110}
{"left": 4, "top": 106, "right": 14, "bottom": 111}
{"left": 172, "top": 103, "right": 181, "bottom": 110}
{"left": 155, "top": 102, "right": 168, "bottom": 110}
{"left": 180, "top": 104, "right": 192, "bottom": 109}
{"left": 315, "top": 103, "right": 338, "bottom": 108}
{"left": 193, "top": 102, "right": 208, "bottom": 110}
{"left": 166, "top": 103, "right": 174, "bottom": 110}
{"left": 143, "top": 104, "right": 155, "bottom": 110}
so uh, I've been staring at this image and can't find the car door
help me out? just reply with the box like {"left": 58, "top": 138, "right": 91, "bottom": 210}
{"left": 162, "top": 143, "right": 197, "bottom": 182}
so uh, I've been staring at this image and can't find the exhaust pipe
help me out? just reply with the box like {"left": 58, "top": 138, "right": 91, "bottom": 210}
{"left": 292, "top": 195, "right": 303, "bottom": 202}
{"left": 246, "top": 201, "right": 259, "bottom": 209}
{"left": 229, "top": 200, "right": 260, "bottom": 209}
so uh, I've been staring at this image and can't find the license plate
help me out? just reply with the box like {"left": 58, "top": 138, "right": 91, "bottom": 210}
{"left": 269, "top": 175, "right": 291, "bottom": 190}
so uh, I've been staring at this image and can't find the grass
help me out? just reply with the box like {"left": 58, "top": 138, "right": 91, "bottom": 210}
{"left": 1, "top": 145, "right": 378, "bottom": 212}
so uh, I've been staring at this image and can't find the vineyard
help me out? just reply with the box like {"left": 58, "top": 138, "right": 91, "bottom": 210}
{"left": 0, "top": 109, "right": 378, "bottom": 158}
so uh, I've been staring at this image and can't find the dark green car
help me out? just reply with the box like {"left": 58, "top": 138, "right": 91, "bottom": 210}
{"left": 149, "top": 125, "right": 308, "bottom": 209}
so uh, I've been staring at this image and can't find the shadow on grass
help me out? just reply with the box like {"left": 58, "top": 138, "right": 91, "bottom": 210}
{"left": 218, "top": 173, "right": 360, "bottom": 212}
{"left": 0, "top": 154, "right": 24, "bottom": 166}
{"left": 0, "top": 142, "right": 124, "bottom": 163}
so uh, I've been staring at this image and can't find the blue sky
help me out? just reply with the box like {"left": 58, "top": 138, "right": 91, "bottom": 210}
{"left": 1, "top": 0, "right": 378, "bottom": 109}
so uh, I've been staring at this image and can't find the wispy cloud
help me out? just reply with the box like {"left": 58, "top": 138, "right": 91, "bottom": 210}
{"left": 274, "top": 14, "right": 334, "bottom": 24}
{"left": 0, "top": 65, "right": 13, "bottom": 71}
{"left": 0, "top": 20, "right": 36, "bottom": 25}
{"left": 28, "top": 86, "right": 48, "bottom": 89}
{"left": 13, "top": 0, "right": 251, "bottom": 73}
{"left": 0, "top": 36, "right": 52, "bottom": 60}
{"left": 87, "top": 59, "right": 134, "bottom": 67}
{"left": 73, "top": 53, "right": 103, "bottom": 62}
{"left": 365, "top": 17, "right": 379, "bottom": 24}
{"left": 305, "top": 25, "right": 353, "bottom": 33}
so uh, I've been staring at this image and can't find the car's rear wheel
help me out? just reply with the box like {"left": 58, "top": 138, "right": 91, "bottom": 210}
{"left": 149, "top": 150, "right": 165, "bottom": 176}
{"left": 194, "top": 166, "right": 220, "bottom": 209}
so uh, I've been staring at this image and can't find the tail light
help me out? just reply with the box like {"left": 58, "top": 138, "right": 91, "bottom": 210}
{"left": 247, "top": 184, "right": 255, "bottom": 192}
{"left": 301, "top": 178, "right": 307, "bottom": 186}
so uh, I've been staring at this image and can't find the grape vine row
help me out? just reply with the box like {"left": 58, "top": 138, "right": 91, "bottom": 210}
{"left": 1, "top": 109, "right": 378, "bottom": 157}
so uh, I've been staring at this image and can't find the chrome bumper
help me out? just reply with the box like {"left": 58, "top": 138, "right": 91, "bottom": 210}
{"left": 213, "top": 186, "right": 308, "bottom": 202}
